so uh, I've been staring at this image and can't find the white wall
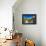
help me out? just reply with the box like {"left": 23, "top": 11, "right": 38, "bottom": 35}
{"left": 13, "top": 0, "right": 46, "bottom": 46}
{"left": 0, "top": 0, "right": 16, "bottom": 30}
{"left": 0, "top": 0, "right": 46, "bottom": 46}
{"left": 41, "top": 0, "right": 46, "bottom": 46}
{"left": 13, "top": 0, "right": 41, "bottom": 46}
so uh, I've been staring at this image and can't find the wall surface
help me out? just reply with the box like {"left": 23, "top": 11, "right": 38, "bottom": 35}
{"left": 13, "top": 0, "right": 41, "bottom": 46}
{"left": 13, "top": 0, "right": 46, "bottom": 46}
{"left": 0, "top": 0, "right": 16, "bottom": 30}
{"left": 0, "top": 0, "right": 16, "bottom": 39}
{"left": 0, "top": 0, "right": 46, "bottom": 46}
{"left": 41, "top": 0, "right": 46, "bottom": 46}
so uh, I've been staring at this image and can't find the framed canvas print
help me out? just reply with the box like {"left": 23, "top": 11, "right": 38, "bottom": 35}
{"left": 22, "top": 14, "right": 37, "bottom": 24}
